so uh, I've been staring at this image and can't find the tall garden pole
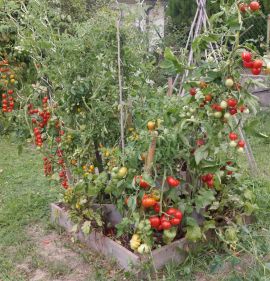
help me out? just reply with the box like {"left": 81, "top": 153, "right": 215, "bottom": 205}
{"left": 116, "top": 11, "right": 125, "bottom": 152}
{"left": 267, "top": 14, "right": 270, "bottom": 53}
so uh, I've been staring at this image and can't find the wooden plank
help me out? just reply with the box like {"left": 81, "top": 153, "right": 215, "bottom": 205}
{"left": 51, "top": 203, "right": 187, "bottom": 271}
{"left": 151, "top": 238, "right": 187, "bottom": 269}
{"left": 51, "top": 203, "right": 139, "bottom": 270}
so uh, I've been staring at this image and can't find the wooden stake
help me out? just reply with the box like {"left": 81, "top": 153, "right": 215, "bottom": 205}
{"left": 116, "top": 11, "right": 125, "bottom": 152}
{"left": 167, "top": 78, "right": 173, "bottom": 97}
{"left": 145, "top": 132, "right": 158, "bottom": 175}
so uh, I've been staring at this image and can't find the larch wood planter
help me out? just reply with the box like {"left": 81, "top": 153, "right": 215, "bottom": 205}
{"left": 50, "top": 203, "right": 188, "bottom": 271}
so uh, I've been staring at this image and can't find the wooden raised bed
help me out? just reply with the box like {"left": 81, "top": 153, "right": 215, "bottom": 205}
{"left": 50, "top": 203, "right": 188, "bottom": 271}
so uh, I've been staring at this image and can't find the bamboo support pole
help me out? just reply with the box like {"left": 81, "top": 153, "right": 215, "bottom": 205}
{"left": 144, "top": 132, "right": 158, "bottom": 175}
{"left": 267, "top": 14, "right": 270, "bottom": 54}
{"left": 116, "top": 11, "right": 125, "bottom": 153}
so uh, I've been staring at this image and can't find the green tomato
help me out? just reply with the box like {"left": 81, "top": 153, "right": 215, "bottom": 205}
{"left": 229, "top": 141, "right": 237, "bottom": 147}
{"left": 214, "top": 112, "right": 222, "bottom": 118}
{"left": 117, "top": 167, "right": 128, "bottom": 178}
{"left": 137, "top": 243, "right": 151, "bottom": 254}
{"left": 163, "top": 228, "right": 177, "bottom": 244}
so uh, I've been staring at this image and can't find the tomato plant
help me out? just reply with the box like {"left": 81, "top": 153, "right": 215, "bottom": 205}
{"left": 0, "top": 0, "right": 265, "bottom": 253}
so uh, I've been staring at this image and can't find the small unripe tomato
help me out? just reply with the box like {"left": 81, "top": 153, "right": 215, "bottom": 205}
{"left": 220, "top": 101, "right": 228, "bottom": 109}
{"left": 229, "top": 141, "right": 238, "bottom": 148}
{"left": 237, "top": 147, "right": 245, "bottom": 153}
{"left": 225, "top": 78, "right": 234, "bottom": 88}
{"left": 214, "top": 112, "right": 222, "bottom": 118}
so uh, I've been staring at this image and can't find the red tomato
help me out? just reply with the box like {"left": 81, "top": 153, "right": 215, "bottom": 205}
{"left": 201, "top": 175, "right": 208, "bottom": 182}
{"left": 2, "top": 94, "right": 6, "bottom": 98}
{"left": 161, "top": 221, "right": 171, "bottom": 230}
{"left": 238, "top": 140, "right": 245, "bottom": 148}
{"left": 206, "top": 173, "right": 213, "bottom": 181}
{"left": 142, "top": 197, "right": 156, "bottom": 208}
{"left": 157, "top": 224, "right": 163, "bottom": 231}
{"left": 204, "top": 94, "right": 212, "bottom": 102}
{"left": 249, "top": 1, "right": 260, "bottom": 11}
{"left": 196, "top": 139, "right": 205, "bottom": 147}
{"left": 7, "top": 89, "right": 13, "bottom": 95}
{"left": 153, "top": 203, "right": 160, "bottom": 213}
{"left": 227, "top": 99, "right": 237, "bottom": 108}
{"left": 207, "top": 179, "right": 214, "bottom": 188}
{"left": 253, "top": 60, "right": 263, "bottom": 69}
{"left": 189, "top": 88, "right": 197, "bottom": 96}
{"left": 166, "top": 208, "right": 177, "bottom": 216}
{"left": 136, "top": 176, "right": 150, "bottom": 189}
{"left": 215, "top": 105, "right": 223, "bottom": 112}
{"left": 243, "top": 61, "right": 254, "bottom": 68}
{"left": 170, "top": 218, "right": 181, "bottom": 225}
{"left": 149, "top": 216, "right": 161, "bottom": 228}
{"left": 241, "top": 52, "right": 252, "bottom": 62}
{"left": 239, "top": 3, "right": 248, "bottom": 12}
{"left": 251, "top": 68, "right": 261, "bottom": 75}
{"left": 229, "top": 132, "right": 238, "bottom": 141}
{"left": 174, "top": 211, "right": 183, "bottom": 221}
{"left": 229, "top": 108, "right": 238, "bottom": 115}
{"left": 166, "top": 176, "right": 180, "bottom": 187}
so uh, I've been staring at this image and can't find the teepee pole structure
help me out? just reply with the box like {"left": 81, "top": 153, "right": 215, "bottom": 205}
{"left": 173, "top": 0, "right": 257, "bottom": 174}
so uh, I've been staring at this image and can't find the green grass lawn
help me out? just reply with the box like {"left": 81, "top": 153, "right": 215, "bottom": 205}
{"left": 0, "top": 139, "right": 58, "bottom": 281}
{"left": 0, "top": 111, "right": 270, "bottom": 281}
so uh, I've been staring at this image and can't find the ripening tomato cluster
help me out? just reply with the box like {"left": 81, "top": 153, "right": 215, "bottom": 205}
{"left": 239, "top": 1, "right": 260, "bottom": 13}
{"left": 241, "top": 51, "right": 263, "bottom": 76}
{"left": 1, "top": 60, "right": 16, "bottom": 113}
{"left": 28, "top": 97, "right": 51, "bottom": 128}
{"left": 33, "top": 127, "right": 43, "bottom": 146}
{"left": 2, "top": 90, "right": 14, "bottom": 113}
{"left": 43, "top": 157, "right": 53, "bottom": 176}
{"left": 211, "top": 97, "right": 239, "bottom": 117}
{"left": 201, "top": 173, "right": 215, "bottom": 188}
{"left": 149, "top": 208, "right": 183, "bottom": 231}
{"left": 228, "top": 132, "right": 246, "bottom": 152}
{"left": 56, "top": 148, "right": 69, "bottom": 189}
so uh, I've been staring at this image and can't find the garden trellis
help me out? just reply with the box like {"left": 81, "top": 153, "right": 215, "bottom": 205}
{"left": 172, "top": 0, "right": 258, "bottom": 174}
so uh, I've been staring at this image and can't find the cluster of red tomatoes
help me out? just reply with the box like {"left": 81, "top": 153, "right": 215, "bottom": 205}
{"left": 242, "top": 52, "right": 263, "bottom": 76}
{"left": 149, "top": 208, "right": 183, "bottom": 231}
{"left": 52, "top": 122, "right": 69, "bottom": 189}
{"left": 28, "top": 97, "right": 51, "bottom": 147}
{"left": 239, "top": 1, "right": 260, "bottom": 13}
{"left": 201, "top": 173, "right": 215, "bottom": 188}
{"left": 2, "top": 90, "right": 15, "bottom": 113}
{"left": 56, "top": 148, "right": 69, "bottom": 189}
{"left": 43, "top": 157, "right": 53, "bottom": 176}
{"left": 28, "top": 97, "right": 51, "bottom": 128}
{"left": 1, "top": 60, "right": 15, "bottom": 113}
